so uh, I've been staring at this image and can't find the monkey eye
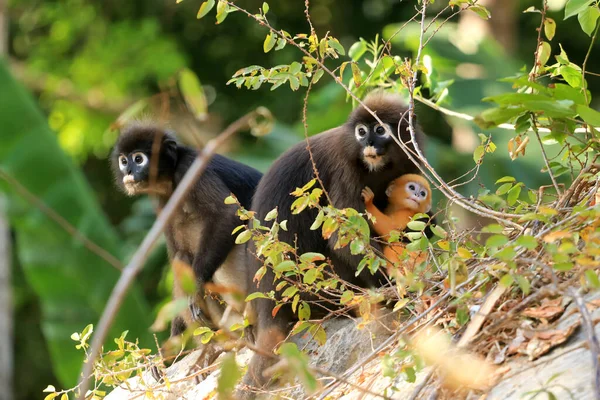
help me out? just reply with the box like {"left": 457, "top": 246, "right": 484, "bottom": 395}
{"left": 408, "top": 184, "right": 416, "bottom": 191}
{"left": 119, "top": 155, "right": 127, "bottom": 166}
{"left": 355, "top": 124, "right": 368, "bottom": 139}
{"left": 374, "top": 124, "right": 387, "bottom": 135}
{"left": 132, "top": 152, "right": 149, "bottom": 166}
{"left": 420, "top": 190, "right": 427, "bottom": 198}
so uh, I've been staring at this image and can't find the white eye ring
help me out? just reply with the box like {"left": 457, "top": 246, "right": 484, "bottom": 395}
{"left": 132, "top": 152, "right": 149, "bottom": 167}
{"left": 354, "top": 123, "right": 369, "bottom": 141}
{"left": 375, "top": 123, "right": 391, "bottom": 138}
{"left": 118, "top": 155, "right": 128, "bottom": 173}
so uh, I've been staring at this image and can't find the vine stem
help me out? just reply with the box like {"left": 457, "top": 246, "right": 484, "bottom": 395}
{"left": 76, "top": 110, "right": 262, "bottom": 400}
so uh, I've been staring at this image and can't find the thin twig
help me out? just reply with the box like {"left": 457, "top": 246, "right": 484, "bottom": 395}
{"left": 76, "top": 110, "right": 261, "bottom": 400}
{"left": 0, "top": 169, "right": 123, "bottom": 271}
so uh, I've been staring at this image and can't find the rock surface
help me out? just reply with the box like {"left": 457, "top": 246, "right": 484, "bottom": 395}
{"left": 106, "top": 292, "right": 600, "bottom": 400}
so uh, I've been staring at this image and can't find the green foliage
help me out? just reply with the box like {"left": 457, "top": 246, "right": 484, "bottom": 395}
{"left": 0, "top": 61, "right": 153, "bottom": 386}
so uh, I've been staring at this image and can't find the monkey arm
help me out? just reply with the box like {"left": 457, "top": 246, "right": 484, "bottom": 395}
{"left": 364, "top": 202, "right": 400, "bottom": 237}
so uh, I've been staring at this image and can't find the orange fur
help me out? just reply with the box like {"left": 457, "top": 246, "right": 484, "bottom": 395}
{"left": 362, "top": 174, "right": 431, "bottom": 277}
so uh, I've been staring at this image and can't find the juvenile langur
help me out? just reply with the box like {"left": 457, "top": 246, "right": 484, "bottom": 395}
{"left": 362, "top": 173, "right": 432, "bottom": 277}
{"left": 240, "top": 92, "right": 429, "bottom": 396}
{"left": 110, "top": 122, "right": 262, "bottom": 339}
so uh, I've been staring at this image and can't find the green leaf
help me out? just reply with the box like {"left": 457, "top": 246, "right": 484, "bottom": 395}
{"left": 265, "top": 208, "right": 278, "bottom": 221}
{"left": 565, "top": 0, "right": 593, "bottom": 19}
{"left": 218, "top": 353, "right": 241, "bottom": 398}
{"left": 300, "top": 252, "right": 326, "bottom": 262}
{"left": 298, "top": 301, "right": 311, "bottom": 320}
{"left": 327, "top": 38, "right": 345, "bottom": 55}
{"left": 430, "top": 225, "right": 447, "bottom": 238}
{"left": 282, "top": 285, "right": 299, "bottom": 298}
{"left": 407, "top": 220, "right": 426, "bottom": 231}
{"left": 235, "top": 229, "right": 252, "bottom": 244}
{"left": 310, "top": 210, "right": 325, "bottom": 230}
{"left": 496, "top": 176, "right": 516, "bottom": 184}
{"left": 515, "top": 275, "right": 531, "bottom": 295}
{"left": 263, "top": 33, "right": 277, "bottom": 53}
{"left": 179, "top": 69, "right": 207, "bottom": 120}
{"left": 348, "top": 40, "right": 367, "bottom": 61}
{"left": 585, "top": 270, "right": 600, "bottom": 288}
{"left": 224, "top": 195, "right": 237, "bottom": 205}
{"left": 497, "top": 182, "right": 515, "bottom": 196}
{"left": 482, "top": 224, "right": 504, "bottom": 234}
{"left": 473, "top": 145, "right": 484, "bottom": 163}
{"left": 312, "top": 69, "right": 324, "bottom": 84}
{"left": 578, "top": 5, "right": 600, "bottom": 35}
{"left": 507, "top": 184, "right": 521, "bottom": 206}
{"left": 279, "top": 343, "right": 317, "bottom": 392}
{"left": 559, "top": 65, "right": 583, "bottom": 88}
{"left": 544, "top": 18, "right": 556, "bottom": 40}
{"left": 262, "top": 2, "right": 269, "bottom": 14}
{"left": 246, "top": 292, "right": 270, "bottom": 301}
{"left": 303, "top": 268, "right": 319, "bottom": 284}
{"left": 577, "top": 105, "right": 600, "bottom": 127}
{"left": 340, "top": 290, "right": 354, "bottom": 304}
{"left": 274, "top": 260, "right": 295, "bottom": 273}
{"left": 470, "top": 5, "right": 491, "bottom": 19}
{"left": 486, "top": 234, "right": 509, "bottom": 248}
{"left": 197, "top": 0, "right": 215, "bottom": 19}
{"left": 0, "top": 62, "right": 152, "bottom": 386}
{"left": 500, "top": 274, "right": 515, "bottom": 288}
{"left": 516, "top": 235, "right": 538, "bottom": 250}
{"left": 215, "top": 0, "right": 229, "bottom": 24}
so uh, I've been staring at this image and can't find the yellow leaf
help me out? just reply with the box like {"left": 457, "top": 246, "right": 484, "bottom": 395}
{"left": 457, "top": 247, "right": 472, "bottom": 259}
{"left": 437, "top": 240, "right": 450, "bottom": 251}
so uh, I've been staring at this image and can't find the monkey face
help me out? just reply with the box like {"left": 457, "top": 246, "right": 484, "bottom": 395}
{"left": 354, "top": 122, "right": 393, "bottom": 171}
{"left": 387, "top": 174, "right": 432, "bottom": 213}
{"left": 117, "top": 151, "right": 153, "bottom": 195}
{"left": 111, "top": 127, "right": 177, "bottom": 197}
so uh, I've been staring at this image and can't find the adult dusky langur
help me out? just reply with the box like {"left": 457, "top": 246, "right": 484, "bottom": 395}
{"left": 241, "top": 91, "right": 428, "bottom": 394}
{"left": 110, "top": 122, "right": 262, "bottom": 339}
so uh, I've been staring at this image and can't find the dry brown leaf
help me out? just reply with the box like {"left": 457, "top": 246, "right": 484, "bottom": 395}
{"left": 543, "top": 230, "right": 571, "bottom": 243}
{"left": 509, "top": 319, "right": 580, "bottom": 360}
{"left": 522, "top": 297, "right": 565, "bottom": 320}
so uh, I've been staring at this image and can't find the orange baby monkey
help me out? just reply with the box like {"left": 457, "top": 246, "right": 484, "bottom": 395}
{"left": 362, "top": 173, "right": 432, "bottom": 277}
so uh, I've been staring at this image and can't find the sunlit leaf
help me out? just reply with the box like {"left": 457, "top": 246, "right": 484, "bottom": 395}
{"left": 577, "top": 105, "right": 600, "bottom": 127}
{"left": 197, "top": 0, "right": 215, "bottom": 19}
{"left": 564, "top": 0, "right": 593, "bottom": 19}
{"left": 486, "top": 234, "right": 509, "bottom": 248}
{"left": 544, "top": 18, "right": 556, "bottom": 40}
{"left": 264, "top": 33, "right": 277, "bottom": 52}
{"left": 578, "top": 5, "right": 600, "bottom": 35}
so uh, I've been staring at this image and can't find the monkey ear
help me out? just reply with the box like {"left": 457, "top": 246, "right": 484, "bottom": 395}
{"left": 163, "top": 139, "right": 178, "bottom": 163}
{"left": 385, "top": 184, "right": 395, "bottom": 197}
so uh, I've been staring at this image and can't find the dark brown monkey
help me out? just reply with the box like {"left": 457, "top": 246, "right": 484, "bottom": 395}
{"left": 241, "top": 92, "right": 428, "bottom": 395}
{"left": 110, "top": 122, "right": 262, "bottom": 339}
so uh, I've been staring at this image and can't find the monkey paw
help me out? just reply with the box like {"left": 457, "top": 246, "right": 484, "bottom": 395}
{"left": 361, "top": 187, "right": 375, "bottom": 204}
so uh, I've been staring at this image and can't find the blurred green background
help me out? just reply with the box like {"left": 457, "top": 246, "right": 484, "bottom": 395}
{"left": 0, "top": 0, "right": 598, "bottom": 398}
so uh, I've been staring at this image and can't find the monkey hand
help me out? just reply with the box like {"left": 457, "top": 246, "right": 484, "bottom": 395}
{"left": 361, "top": 187, "right": 375, "bottom": 204}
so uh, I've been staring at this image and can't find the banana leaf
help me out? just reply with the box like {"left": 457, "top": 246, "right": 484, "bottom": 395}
{"left": 0, "top": 60, "right": 153, "bottom": 387}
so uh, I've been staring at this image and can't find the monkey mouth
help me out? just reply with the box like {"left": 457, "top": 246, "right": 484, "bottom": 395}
{"left": 362, "top": 147, "right": 385, "bottom": 171}
{"left": 405, "top": 198, "right": 420, "bottom": 209}
{"left": 122, "top": 175, "right": 147, "bottom": 196}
